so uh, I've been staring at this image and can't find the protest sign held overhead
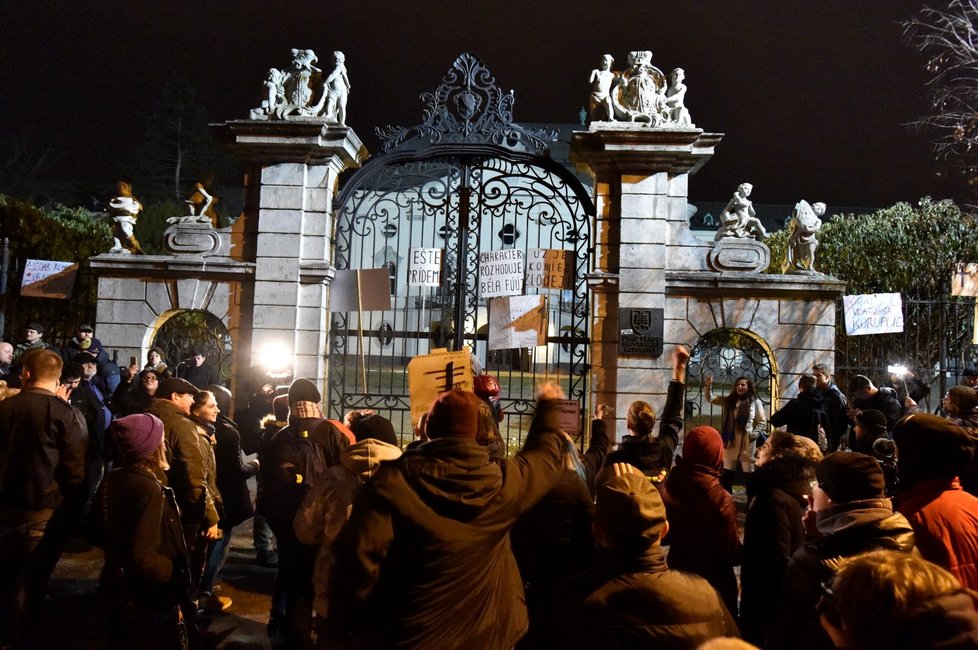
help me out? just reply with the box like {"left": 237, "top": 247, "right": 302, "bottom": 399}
{"left": 843, "top": 293, "right": 904, "bottom": 336}
{"left": 525, "top": 248, "right": 571, "bottom": 290}
{"left": 408, "top": 248, "right": 443, "bottom": 287}
{"left": 952, "top": 263, "right": 978, "bottom": 297}
{"left": 330, "top": 268, "right": 392, "bottom": 312}
{"left": 407, "top": 347, "right": 475, "bottom": 427}
{"left": 488, "top": 295, "right": 548, "bottom": 350}
{"left": 479, "top": 249, "right": 524, "bottom": 297}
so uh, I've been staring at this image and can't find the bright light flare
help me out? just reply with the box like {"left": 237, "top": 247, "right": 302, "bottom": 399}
{"left": 257, "top": 341, "right": 293, "bottom": 374}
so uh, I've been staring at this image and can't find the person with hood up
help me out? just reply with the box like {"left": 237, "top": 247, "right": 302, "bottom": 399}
{"left": 660, "top": 425, "right": 741, "bottom": 619}
{"left": 893, "top": 413, "right": 978, "bottom": 591}
{"left": 327, "top": 383, "right": 570, "bottom": 650}
{"left": 820, "top": 550, "right": 978, "bottom": 650}
{"left": 738, "top": 431, "right": 822, "bottom": 645}
{"left": 293, "top": 414, "right": 402, "bottom": 647}
{"left": 768, "top": 452, "right": 916, "bottom": 650}
{"left": 604, "top": 346, "right": 690, "bottom": 482}
{"left": 770, "top": 373, "right": 830, "bottom": 448}
{"left": 556, "top": 462, "right": 739, "bottom": 649}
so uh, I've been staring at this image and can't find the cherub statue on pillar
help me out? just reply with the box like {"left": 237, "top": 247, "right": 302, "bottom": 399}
{"left": 107, "top": 181, "right": 143, "bottom": 255}
{"left": 781, "top": 200, "right": 825, "bottom": 273}
{"left": 185, "top": 175, "right": 219, "bottom": 227}
{"left": 714, "top": 183, "right": 768, "bottom": 241}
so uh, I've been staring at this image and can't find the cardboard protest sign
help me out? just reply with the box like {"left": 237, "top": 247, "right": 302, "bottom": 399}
{"left": 330, "top": 268, "right": 392, "bottom": 312}
{"left": 479, "top": 249, "right": 524, "bottom": 297}
{"left": 552, "top": 399, "right": 581, "bottom": 435}
{"left": 20, "top": 259, "right": 78, "bottom": 299}
{"left": 525, "top": 249, "right": 571, "bottom": 290}
{"left": 407, "top": 347, "right": 474, "bottom": 426}
{"left": 488, "top": 295, "right": 548, "bottom": 350}
{"left": 843, "top": 293, "right": 904, "bottom": 336}
{"left": 952, "top": 263, "right": 978, "bottom": 297}
{"left": 408, "top": 248, "right": 443, "bottom": 287}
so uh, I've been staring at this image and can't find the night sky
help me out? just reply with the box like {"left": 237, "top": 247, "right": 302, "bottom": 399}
{"left": 0, "top": 1, "right": 949, "bottom": 207}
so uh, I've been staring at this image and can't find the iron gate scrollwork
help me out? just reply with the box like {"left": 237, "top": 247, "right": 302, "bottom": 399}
{"left": 151, "top": 310, "right": 232, "bottom": 384}
{"left": 685, "top": 329, "right": 777, "bottom": 432}
{"left": 328, "top": 53, "right": 594, "bottom": 447}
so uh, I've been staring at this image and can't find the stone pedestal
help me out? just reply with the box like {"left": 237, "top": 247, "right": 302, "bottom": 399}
{"left": 571, "top": 126, "right": 721, "bottom": 436}
{"left": 219, "top": 120, "right": 366, "bottom": 382}
{"left": 572, "top": 126, "right": 845, "bottom": 438}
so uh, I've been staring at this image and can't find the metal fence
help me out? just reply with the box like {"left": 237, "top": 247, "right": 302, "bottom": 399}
{"left": 835, "top": 295, "right": 978, "bottom": 410}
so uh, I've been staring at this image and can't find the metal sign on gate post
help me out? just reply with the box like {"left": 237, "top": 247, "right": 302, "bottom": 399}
{"left": 618, "top": 308, "right": 664, "bottom": 356}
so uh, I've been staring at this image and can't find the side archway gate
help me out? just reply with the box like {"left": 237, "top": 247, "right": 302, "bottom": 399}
{"left": 328, "top": 53, "right": 595, "bottom": 443}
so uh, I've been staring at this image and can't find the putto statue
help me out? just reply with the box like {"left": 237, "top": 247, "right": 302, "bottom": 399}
{"left": 782, "top": 200, "right": 825, "bottom": 273}
{"left": 249, "top": 48, "right": 350, "bottom": 124}
{"left": 588, "top": 51, "right": 694, "bottom": 127}
{"left": 714, "top": 183, "right": 768, "bottom": 241}
{"left": 107, "top": 181, "right": 143, "bottom": 255}
{"left": 184, "top": 178, "right": 219, "bottom": 228}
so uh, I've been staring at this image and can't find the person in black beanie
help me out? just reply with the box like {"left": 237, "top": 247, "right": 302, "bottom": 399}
{"left": 851, "top": 409, "right": 888, "bottom": 456}
{"left": 768, "top": 452, "right": 915, "bottom": 650}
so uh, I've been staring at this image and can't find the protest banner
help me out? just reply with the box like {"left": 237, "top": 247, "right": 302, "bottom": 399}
{"left": 330, "top": 268, "right": 392, "bottom": 312}
{"left": 552, "top": 398, "right": 581, "bottom": 435}
{"left": 20, "top": 259, "right": 78, "bottom": 299}
{"left": 479, "top": 249, "right": 524, "bottom": 297}
{"left": 843, "top": 293, "right": 904, "bottom": 336}
{"left": 408, "top": 248, "right": 443, "bottom": 287}
{"left": 406, "top": 347, "right": 474, "bottom": 426}
{"left": 488, "top": 295, "right": 548, "bottom": 350}
{"left": 525, "top": 248, "right": 571, "bottom": 290}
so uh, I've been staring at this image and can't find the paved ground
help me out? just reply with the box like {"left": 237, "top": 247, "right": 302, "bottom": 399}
{"left": 44, "top": 518, "right": 276, "bottom": 649}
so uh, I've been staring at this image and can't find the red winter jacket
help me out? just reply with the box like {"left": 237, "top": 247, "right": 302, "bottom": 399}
{"left": 897, "top": 478, "right": 978, "bottom": 590}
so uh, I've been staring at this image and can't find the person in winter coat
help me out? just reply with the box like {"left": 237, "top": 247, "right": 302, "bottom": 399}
{"left": 819, "top": 550, "right": 978, "bottom": 650}
{"left": 847, "top": 375, "right": 901, "bottom": 435}
{"left": 556, "top": 462, "right": 739, "bottom": 649}
{"left": 660, "top": 425, "right": 741, "bottom": 619}
{"left": 605, "top": 346, "right": 690, "bottom": 482}
{"left": 704, "top": 374, "right": 767, "bottom": 492}
{"left": 257, "top": 378, "right": 348, "bottom": 649}
{"left": 511, "top": 405, "right": 612, "bottom": 649}
{"left": 292, "top": 414, "right": 402, "bottom": 646}
{"left": 114, "top": 368, "right": 161, "bottom": 416}
{"left": 738, "top": 431, "right": 823, "bottom": 646}
{"left": 327, "top": 385, "right": 570, "bottom": 650}
{"left": 768, "top": 452, "right": 916, "bottom": 650}
{"left": 770, "top": 374, "right": 828, "bottom": 446}
{"left": 95, "top": 413, "right": 192, "bottom": 649}
{"left": 850, "top": 409, "right": 889, "bottom": 455}
{"left": 893, "top": 413, "right": 978, "bottom": 591}
{"left": 812, "top": 363, "right": 849, "bottom": 452}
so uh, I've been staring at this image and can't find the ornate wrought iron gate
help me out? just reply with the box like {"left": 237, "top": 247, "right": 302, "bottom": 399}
{"left": 684, "top": 329, "right": 778, "bottom": 433}
{"left": 327, "top": 54, "right": 594, "bottom": 444}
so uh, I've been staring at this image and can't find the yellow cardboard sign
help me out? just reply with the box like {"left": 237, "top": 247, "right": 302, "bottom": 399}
{"left": 407, "top": 347, "right": 474, "bottom": 427}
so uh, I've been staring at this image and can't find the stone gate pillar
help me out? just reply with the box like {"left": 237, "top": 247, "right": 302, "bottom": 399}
{"left": 219, "top": 120, "right": 366, "bottom": 384}
{"left": 571, "top": 127, "right": 721, "bottom": 437}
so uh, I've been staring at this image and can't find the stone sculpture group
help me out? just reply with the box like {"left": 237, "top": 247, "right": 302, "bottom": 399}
{"left": 588, "top": 51, "right": 692, "bottom": 127}
{"left": 250, "top": 48, "right": 351, "bottom": 125}
{"left": 107, "top": 181, "right": 143, "bottom": 255}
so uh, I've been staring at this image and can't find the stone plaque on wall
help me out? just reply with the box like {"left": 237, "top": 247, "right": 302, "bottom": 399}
{"left": 619, "top": 308, "right": 664, "bottom": 356}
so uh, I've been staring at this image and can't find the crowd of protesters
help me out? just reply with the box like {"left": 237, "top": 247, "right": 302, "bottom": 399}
{"left": 3, "top": 320, "right": 978, "bottom": 649}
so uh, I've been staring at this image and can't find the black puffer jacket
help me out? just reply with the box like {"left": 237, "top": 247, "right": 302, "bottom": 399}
{"left": 770, "top": 389, "right": 827, "bottom": 443}
{"left": 556, "top": 544, "right": 738, "bottom": 649}
{"left": 739, "top": 455, "right": 815, "bottom": 646}
{"left": 605, "top": 380, "right": 685, "bottom": 479}
{"left": 768, "top": 499, "right": 916, "bottom": 650}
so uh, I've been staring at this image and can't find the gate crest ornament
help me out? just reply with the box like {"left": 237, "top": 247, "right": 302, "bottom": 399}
{"left": 376, "top": 53, "right": 556, "bottom": 154}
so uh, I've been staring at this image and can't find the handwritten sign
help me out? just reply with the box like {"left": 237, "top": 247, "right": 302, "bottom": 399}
{"left": 408, "top": 248, "right": 443, "bottom": 287}
{"left": 20, "top": 259, "right": 78, "bottom": 299}
{"left": 479, "top": 249, "right": 524, "bottom": 297}
{"left": 488, "top": 295, "right": 548, "bottom": 350}
{"left": 525, "top": 249, "right": 571, "bottom": 290}
{"left": 330, "top": 268, "right": 392, "bottom": 312}
{"left": 406, "top": 347, "right": 474, "bottom": 427}
{"left": 552, "top": 399, "right": 582, "bottom": 435}
{"left": 843, "top": 293, "right": 904, "bottom": 336}
{"left": 952, "top": 263, "right": 978, "bottom": 297}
